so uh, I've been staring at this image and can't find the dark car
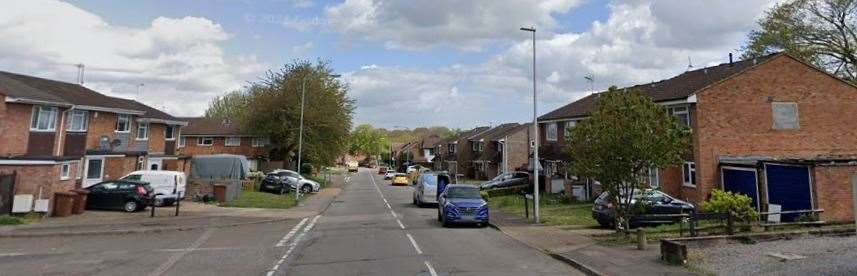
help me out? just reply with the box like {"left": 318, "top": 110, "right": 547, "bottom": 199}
{"left": 259, "top": 171, "right": 300, "bottom": 194}
{"left": 378, "top": 166, "right": 388, "bottom": 175}
{"left": 85, "top": 180, "right": 153, "bottom": 212}
{"left": 479, "top": 171, "right": 529, "bottom": 190}
{"left": 437, "top": 184, "right": 489, "bottom": 227}
{"left": 592, "top": 189, "right": 695, "bottom": 228}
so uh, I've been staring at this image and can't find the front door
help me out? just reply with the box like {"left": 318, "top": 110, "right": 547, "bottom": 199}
{"left": 84, "top": 157, "right": 105, "bottom": 188}
{"left": 0, "top": 173, "right": 14, "bottom": 215}
{"left": 148, "top": 158, "right": 162, "bottom": 171}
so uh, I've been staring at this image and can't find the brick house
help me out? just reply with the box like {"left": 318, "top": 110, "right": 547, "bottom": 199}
{"left": 176, "top": 117, "right": 269, "bottom": 172}
{"left": 438, "top": 127, "right": 489, "bottom": 177}
{"left": 538, "top": 53, "right": 857, "bottom": 222}
{"left": 468, "top": 123, "right": 531, "bottom": 179}
{"left": 0, "top": 71, "right": 186, "bottom": 214}
{"left": 410, "top": 135, "right": 443, "bottom": 168}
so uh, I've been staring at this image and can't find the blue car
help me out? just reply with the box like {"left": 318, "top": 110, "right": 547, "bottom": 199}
{"left": 437, "top": 184, "right": 489, "bottom": 227}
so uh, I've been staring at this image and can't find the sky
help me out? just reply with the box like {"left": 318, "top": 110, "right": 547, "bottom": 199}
{"left": 0, "top": 0, "right": 781, "bottom": 129}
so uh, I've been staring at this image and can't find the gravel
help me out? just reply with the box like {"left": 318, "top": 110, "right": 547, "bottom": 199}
{"left": 693, "top": 235, "right": 857, "bottom": 275}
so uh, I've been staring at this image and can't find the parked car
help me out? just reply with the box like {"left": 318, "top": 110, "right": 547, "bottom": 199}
{"left": 391, "top": 173, "right": 409, "bottom": 185}
{"left": 413, "top": 173, "right": 439, "bottom": 207}
{"left": 479, "top": 171, "right": 530, "bottom": 190}
{"left": 85, "top": 180, "right": 153, "bottom": 212}
{"left": 121, "top": 171, "right": 186, "bottom": 206}
{"left": 378, "top": 166, "right": 388, "bottom": 175}
{"left": 438, "top": 184, "right": 489, "bottom": 227}
{"left": 259, "top": 169, "right": 321, "bottom": 194}
{"left": 592, "top": 189, "right": 695, "bottom": 228}
{"left": 347, "top": 161, "right": 359, "bottom": 172}
{"left": 384, "top": 170, "right": 398, "bottom": 180}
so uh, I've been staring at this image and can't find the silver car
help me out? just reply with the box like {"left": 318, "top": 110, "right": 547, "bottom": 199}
{"left": 269, "top": 169, "right": 321, "bottom": 194}
{"left": 413, "top": 173, "right": 438, "bottom": 207}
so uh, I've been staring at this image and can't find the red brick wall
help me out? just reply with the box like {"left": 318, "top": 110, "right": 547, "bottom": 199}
{"left": 148, "top": 124, "right": 166, "bottom": 154}
{"left": 0, "top": 163, "right": 77, "bottom": 214}
{"left": 693, "top": 55, "right": 857, "bottom": 206}
{"left": 85, "top": 111, "right": 118, "bottom": 149}
{"left": 103, "top": 156, "right": 139, "bottom": 180}
{"left": 0, "top": 103, "right": 32, "bottom": 156}
{"left": 178, "top": 137, "right": 265, "bottom": 157}
{"left": 812, "top": 165, "right": 856, "bottom": 222}
{"left": 506, "top": 127, "right": 531, "bottom": 172}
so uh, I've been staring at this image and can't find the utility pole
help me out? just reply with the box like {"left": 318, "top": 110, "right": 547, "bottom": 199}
{"left": 297, "top": 72, "right": 339, "bottom": 202}
{"left": 520, "top": 26, "right": 540, "bottom": 223}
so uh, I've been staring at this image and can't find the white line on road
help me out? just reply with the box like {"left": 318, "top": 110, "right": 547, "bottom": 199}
{"left": 276, "top": 217, "right": 309, "bottom": 247}
{"left": 406, "top": 233, "right": 423, "bottom": 255}
{"left": 390, "top": 210, "right": 397, "bottom": 218}
{"left": 149, "top": 228, "right": 214, "bottom": 276}
{"left": 424, "top": 261, "right": 439, "bottom": 276}
{"left": 266, "top": 215, "right": 322, "bottom": 276}
{"left": 396, "top": 219, "right": 406, "bottom": 230}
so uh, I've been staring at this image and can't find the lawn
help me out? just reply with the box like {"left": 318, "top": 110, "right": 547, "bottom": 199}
{"left": 220, "top": 190, "right": 298, "bottom": 209}
{"left": 0, "top": 215, "right": 23, "bottom": 225}
{"left": 487, "top": 193, "right": 598, "bottom": 228}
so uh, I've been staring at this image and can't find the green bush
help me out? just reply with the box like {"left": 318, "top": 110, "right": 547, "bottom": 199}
{"left": 700, "top": 189, "right": 759, "bottom": 222}
{"left": 300, "top": 163, "right": 315, "bottom": 174}
{"left": 0, "top": 215, "right": 23, "bottom": 225}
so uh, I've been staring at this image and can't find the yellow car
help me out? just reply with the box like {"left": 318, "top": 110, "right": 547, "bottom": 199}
{"left": 391, "top": 173, "right": 410, "bottom": 186}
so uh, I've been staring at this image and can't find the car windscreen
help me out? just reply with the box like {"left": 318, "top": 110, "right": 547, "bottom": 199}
{"left": 421, "top": 175, "right": 437, "bottom": 186}
{"left": 446, "top": 187, "right": 481, "bottom": 199}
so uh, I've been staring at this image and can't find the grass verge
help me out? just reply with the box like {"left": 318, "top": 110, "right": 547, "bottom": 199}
{"left": 220, "top": 190, "right": 298, "bottom": 209}
{"left": 0, "top": 215, "right": 24, "bottom": 225}
{"left": 486, "top": 193, "right": 598, "bottom": 228}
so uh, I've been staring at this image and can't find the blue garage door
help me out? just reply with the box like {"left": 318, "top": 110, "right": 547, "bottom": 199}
{"left": 765, "top": 164, "right": 813, "bottom": 222}
{"left": 721, "top": 167, "right": 759, "bottom": 210}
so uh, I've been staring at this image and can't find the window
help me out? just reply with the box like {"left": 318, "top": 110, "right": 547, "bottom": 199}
{"left": 165, "top": 126, "right": 176, "bottom": 140}
{"left": 682, "top": 162, "right": 696, "bottom": 187}
{"left": 667, "top": 105, "right": 690, "bottom": 128}
{"left": 60, "top": 163, "right": 71, "bottom": 180}
{"left": 471, "top": 141, "right": 478, "bottom": 152}
{"left": 642, "top": 166, "right": 658, "bottom": 188}
{"left": 497, "top": 142, "right": 504, "bottom": 152}
{"left": 66, "top": 110, "right": 88, "bottom": 132}
{"left": 564, "top": 120, "right": 576, "bottom": 140}
{"left": 546, "top": 122, "right": 558, "bottom": 141}
{"left": 30, "top": 106, "right": 57, "bottom": 131}
{"left": 116, "top": 114, "right": 131, "bottom": 132}
{"left": 136, "top": 122, "right": 149, "bottom": 140}
{"left": 252, "top": 137, "right": 269, "bottom": 147}
{"left": 448, "top": 143, "right": 456, "bottom": 154}
{"left": 772, "top": 102, "right": 799, "bottom": 129}
{"left": 225, "top": 137, "right": 241, "bottom": 146}
{"left": 198, "top": 137, "right": 214, "bottom": 146}
{"left": 178, "top": 137, "right": 186, "bottom": 148}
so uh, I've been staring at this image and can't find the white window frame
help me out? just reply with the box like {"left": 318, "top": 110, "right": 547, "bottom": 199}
{"left": 60, "top": 162, "right": 71, "bottom": 180}
{"left": 135, "top": 122, "right": 149, "bottom": 140}
{"left": 772, "top": 102, "right": 799, "bottom": 130}
{"left": 198, "top": 137, "right": 214, "bottom": 146}
{"left": 66, "top": 110, "right": 88, "bottom": 132}
{"left": 497, "top": 142, "right": 504, "bottom": 152}
{"left": 165, "top": 126, "right": 176, "bottom": 140}
{"left": 252, "top": 137, "right": 268, "bottom": 147}
{"left": 116, "top": 114, "right": 131, "bottom": 132}
{"left": 30, "top": 106, "right": 58, "bottom": 132}
{"left": 178, "top": 137, "right": 186, "bottom": 148}
{"left": 667, "top": 105, "right": 691, "bottom": 128}
{"left": 448, "top": 143, "right": 456, "bottom": 154}
{"left": 546, "top": 122, "right": 558, "bottom": 141}
{"left": 643, "top": 166, "right": 659, "bottom": 188}
{"left": 682, "top": 161, "right": 696, "bottom": 187}
{"left": 225, "top": 137, "right": 241, "bottom": 147}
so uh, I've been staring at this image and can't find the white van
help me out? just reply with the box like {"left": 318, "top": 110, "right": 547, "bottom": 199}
{"left": 121, "top": 171, "right": 186, "bottom": 206}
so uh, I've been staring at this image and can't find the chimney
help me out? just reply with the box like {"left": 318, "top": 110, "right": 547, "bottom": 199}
{"left": 729, "top": 53, "right": 733, "bottom": 66}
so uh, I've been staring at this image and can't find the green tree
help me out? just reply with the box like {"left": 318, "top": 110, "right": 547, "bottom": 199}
{"left": 566, "top": 87, "right": 690, "bottom": 231}
{"left": 205, "top": 60, "right": 355, "bottom": 168}
{"left": 743, "top": 0, "right": 857, "bottom": 82}
{"left": 349, "top": 124, "right": 389, "bottom": 158}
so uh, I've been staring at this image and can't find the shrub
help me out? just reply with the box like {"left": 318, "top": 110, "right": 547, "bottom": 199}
{"left": 700, "top": 189, "right": 759, "bottom": 222}
{"left": 0, "top": 215, "right": 23, "bottom": 225}
{"left": 300, "top": 163, "right": 315, "bottom": 174}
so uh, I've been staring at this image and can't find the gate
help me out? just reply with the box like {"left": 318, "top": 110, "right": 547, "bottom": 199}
{"left": 764, "top": 163, "right": 813, "bottom": 222}
{"left": 721, "top": 167, "right": 760, "bottom": 210}
{"left": 0, "top": 172, "right": 15, "bottom": 215}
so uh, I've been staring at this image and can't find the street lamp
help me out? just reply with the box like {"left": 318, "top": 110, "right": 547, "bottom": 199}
{"left": 296, "top": 72, "right": 340, "bottom": 202}
{"left": 520, "top": 26, "right": 540, "bottom": 223}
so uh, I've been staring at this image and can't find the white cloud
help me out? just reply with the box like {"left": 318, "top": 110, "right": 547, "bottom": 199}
{"left": 0, "top": 0, "right": 265, "bottom": 116}
{"left": 324, "top": 0, "right": 584, "bottom": 51}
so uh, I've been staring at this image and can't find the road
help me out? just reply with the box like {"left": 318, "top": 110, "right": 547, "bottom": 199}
{"left": 0, "top": 169, "right": 581, "bottom": 275}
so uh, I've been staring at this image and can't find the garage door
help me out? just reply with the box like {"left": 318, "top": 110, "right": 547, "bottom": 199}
{"left": 764, "top": 164, "right": 813, "bottom": 221}
{"left": 721, "top": 167, "right": 759, "bottom": 210}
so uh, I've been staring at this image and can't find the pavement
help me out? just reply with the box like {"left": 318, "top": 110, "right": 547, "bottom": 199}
{"left": 488, "top": 205, "right": 696, "bottom": 276}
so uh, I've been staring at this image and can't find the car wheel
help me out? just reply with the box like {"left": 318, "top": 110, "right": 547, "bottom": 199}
{"left": 437, "top": 209, "right": 442, "bottom": 221}
{"left": 123, "top": 201, "right": 139, "bottom": 213}
{"left": 301, "top": 184, "right": 313, "bottom": 194}
{"left": 413, "top": 196, "right": 418, "bottom": 205}
{"left": 441, "top": 215, "right": 450, "bottom": 227}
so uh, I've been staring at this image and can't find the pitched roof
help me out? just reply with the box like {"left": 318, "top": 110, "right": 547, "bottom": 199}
{"left": 0, "top": 71, "right": 183, "bottom": 123}
{"left": 470, "top": 123, "right": 520, "bottom": 141}
{"left": 539, "top": 53, "right": 781, "bottom": 121}
{"left": 420, "top": 135, "right": 443, "bottom": 149}
{"left": 446, "top": 127, "right": 489, "bottom": 143}
{"left": 178, "top": 117, "right": 249, "bottom": 136}
{"left": 487, "top": 123, "right": 530, "bottom": 141}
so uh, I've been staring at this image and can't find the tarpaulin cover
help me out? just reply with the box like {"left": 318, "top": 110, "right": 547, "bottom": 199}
{"left": 190, "top": 154, "right": 250, "bottom": 180}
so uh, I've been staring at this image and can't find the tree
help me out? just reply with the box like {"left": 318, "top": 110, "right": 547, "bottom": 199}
{"left": 349, "top": 124, "right": 389, "bottom": 159}
{"left": 743, "top": 0, "right": 857, "bottom": 82}
{"left": 205, "top": 60, "right": 355, "bottom": 168}
{"left": 566, "top": 87, "right": 690, "bottom": 232}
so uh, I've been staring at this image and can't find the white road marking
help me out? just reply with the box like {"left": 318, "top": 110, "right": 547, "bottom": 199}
{"left": 276, "top": 217, "right": 309, "bottom": 247}
{"left": 385, "top": 202, "right": 392, "bottom": 209}
{"left": 396, "top": 219, "right": 406, "bottom": 229}
{"left": 149, "top": 228, "right": 213, "bottom": 276}
{"left": 406, "top": 233, "right": 423, "bottom": 255}
{"left": 425, "top": 261, "right": 439, "bottom": 276}
{"left": 266, "top": 215, "right": 322, "bottom": 276}
{"left": 390, "top": 210, "right": 397, "bottom": 218}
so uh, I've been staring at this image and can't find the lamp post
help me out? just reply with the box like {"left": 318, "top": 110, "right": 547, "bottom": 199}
{"left": 297, "top": 72, "right": 340, "bottom": 202}
{"left": 520, "top": 26, "right": 540, "bottom": 223}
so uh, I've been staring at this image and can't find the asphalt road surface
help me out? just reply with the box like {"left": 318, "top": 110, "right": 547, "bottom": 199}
{"left": 0, "top": 169, "right": 581, "bottom": 276}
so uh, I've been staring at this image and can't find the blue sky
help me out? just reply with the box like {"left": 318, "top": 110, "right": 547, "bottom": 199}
{"left": 1, "top": 0, "right": 777, "bottom": 129}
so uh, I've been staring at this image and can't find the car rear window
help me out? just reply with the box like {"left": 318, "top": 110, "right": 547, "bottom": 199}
{"left": 421, "top": 175, "right": 437, "bottom": 186}
{"left": 446, "top": 187, "right": 481, "bottom": 199}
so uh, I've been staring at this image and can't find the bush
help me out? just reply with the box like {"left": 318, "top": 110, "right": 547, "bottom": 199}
{"left": 300, "top": 163, "right": 315, "bottom": 174}
{"left": 0, "top": 215, "right": 23, "bottom": 225}
{"left": 700, "top": 189, "right": 759, "bottom": 222}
